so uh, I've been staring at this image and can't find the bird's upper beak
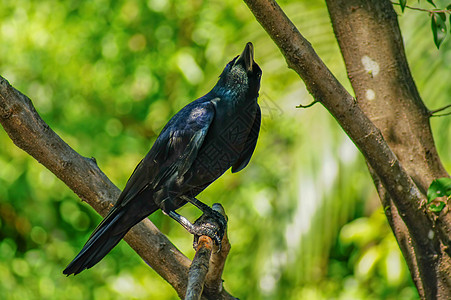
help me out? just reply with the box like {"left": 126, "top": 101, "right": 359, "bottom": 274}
{"left": 235, "top": 42, "right": 254, "bottom": 72}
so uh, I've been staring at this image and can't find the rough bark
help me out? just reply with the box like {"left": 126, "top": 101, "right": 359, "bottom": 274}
{"left": 243, "top": 0, "right": 450, "bottom": 298}
{"left": 186, "top": 236, "right": 213, "bottom": 300}
{"left": 325, "top": 1, "right": 451, "bottom": 298}
{"left": 0, "top": 76, "right": 235, "bottom": 300}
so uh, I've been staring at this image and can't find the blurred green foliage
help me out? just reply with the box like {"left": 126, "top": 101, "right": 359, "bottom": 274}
{"left": 0, "top": 0, "right": 450, "bottom": 299}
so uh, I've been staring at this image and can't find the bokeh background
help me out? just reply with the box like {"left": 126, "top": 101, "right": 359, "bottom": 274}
{"left": 1, "top": 0, "right": 450, "bottom": 299}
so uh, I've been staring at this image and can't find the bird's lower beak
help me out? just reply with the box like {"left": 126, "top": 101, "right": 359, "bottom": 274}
{"left": 235, "top": 42, "right": 254, "bottom": 72}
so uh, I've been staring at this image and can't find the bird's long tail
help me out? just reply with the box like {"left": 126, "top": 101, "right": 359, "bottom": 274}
{"left": 63, "top": 198, "right": 158, "bottom": 276}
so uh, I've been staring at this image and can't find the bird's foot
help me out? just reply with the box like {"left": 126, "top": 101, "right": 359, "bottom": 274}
{"left": 165, "top": 204, "right": 227, "bottom": 251}
{"left": 192, "top": 205, "right": 227, "bottom": 251}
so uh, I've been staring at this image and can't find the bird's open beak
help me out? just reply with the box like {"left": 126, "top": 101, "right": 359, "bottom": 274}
{"left": 235, "top": 42, "right": 254, "bottom": 72}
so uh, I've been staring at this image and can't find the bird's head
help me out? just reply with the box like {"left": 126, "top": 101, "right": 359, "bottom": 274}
{"left": 215, "top": 42, "right": 262, "bottom": 100}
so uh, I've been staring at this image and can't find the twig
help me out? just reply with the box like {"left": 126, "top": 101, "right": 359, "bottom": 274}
{"left": 429, "top": 104, "right": 451, "bottom": 117}
{"left": 296, "top": 100, "right": 318, "bottom": 109}
{"left": 431, "top": 112, "right": 451, "bottom": 117}
{"left": 391, "top": 2, "right": 451, "bottom": 14}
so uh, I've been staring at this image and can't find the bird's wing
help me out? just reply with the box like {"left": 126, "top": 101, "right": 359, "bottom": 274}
{"left": 115, "top": 100, "right": 216, "bottom": 207}
{"left": 151, "top": 121, "right": 212, "bottom": 188}
{"left": 231, "top": 104, "right": 261, "bottom": 173}
{"left": 114, "top": 157, "right": 151, "bottom": 208}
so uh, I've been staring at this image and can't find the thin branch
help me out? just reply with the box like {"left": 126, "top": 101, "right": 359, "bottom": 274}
{"left": 431, "top": 112, "right": 451, "bottom": 117}
{"left": 429, "top": 104, "right": 451, "bottom": 117}
{"left": 391, "top": 2, "right": 451, "bottom": 14}
{"left": 0, "top": 75, "right": 236, "bottom": 300}
{"left": 296, "top": 100, "right": 318, "bottom": 109}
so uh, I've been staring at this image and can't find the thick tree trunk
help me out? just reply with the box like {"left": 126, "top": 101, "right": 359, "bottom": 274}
{"left": 243, "top": 0, "right": 451, "bottom": 298}
{"left": 325, "top": 1, "right": 451, "bottom": 298}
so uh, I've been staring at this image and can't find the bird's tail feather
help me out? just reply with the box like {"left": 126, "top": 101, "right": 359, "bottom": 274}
{"left": 63, "top": 199, "right": 158, "bottom": 276}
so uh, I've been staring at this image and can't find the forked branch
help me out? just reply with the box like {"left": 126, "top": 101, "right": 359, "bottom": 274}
{"left": 242, "top": 0, "right": 435, "bottom": 245}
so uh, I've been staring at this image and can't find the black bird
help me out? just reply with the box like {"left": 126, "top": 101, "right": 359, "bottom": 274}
{"left": 63, "top": 42, "right": 262, "bottom": 275}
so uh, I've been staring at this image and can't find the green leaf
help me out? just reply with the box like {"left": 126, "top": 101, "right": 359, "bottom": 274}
{"left": 431, "top": 12, "right": 447, "bottom": 49}
{"left": 426, "top": 0, "right": 437, "bottom": 8}
{"left": 399, "top": 0, "right": 407, "bottom": 12}
{"left": 429, "top": 201, "right": 446, "bottom": 213}
{"left": 427, "top": 177, "right": 451, "bottom": 203}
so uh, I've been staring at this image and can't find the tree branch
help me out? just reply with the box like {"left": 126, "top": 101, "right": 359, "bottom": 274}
{"left": 0, "top": 75, "right": 236, "bottom": 299}
{"left": 242, "top": 0, "right": 437, "bottom": 245}
{"left": 324, "top": 1, "right": 451, "bottom": 297}
{"left": 391, "top": 1, "right": 451, "bottom": 14}
{"left": 242, "top": 0, "right": 451, "bottom": 297}
{"left": 185, "top": 203, "right": 233, "bottom": 300}
{"left": 296, "top": 100, "right": 318, "bottom": 109}
{"left": 185, "top": 236, "right": 213, "bottom": 300}
{"left": 429, "top": 104, "right": 451, "bottom": 117}
{"left": 203, "top": 232, "right": 232, "bottom": 298}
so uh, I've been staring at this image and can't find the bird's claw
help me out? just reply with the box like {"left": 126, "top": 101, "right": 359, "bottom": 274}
{"left": 192, "top": 224, "right": 223, "bottom": 250}
{"left": 192, "top": 209, "right": 227, "bottom": 252}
